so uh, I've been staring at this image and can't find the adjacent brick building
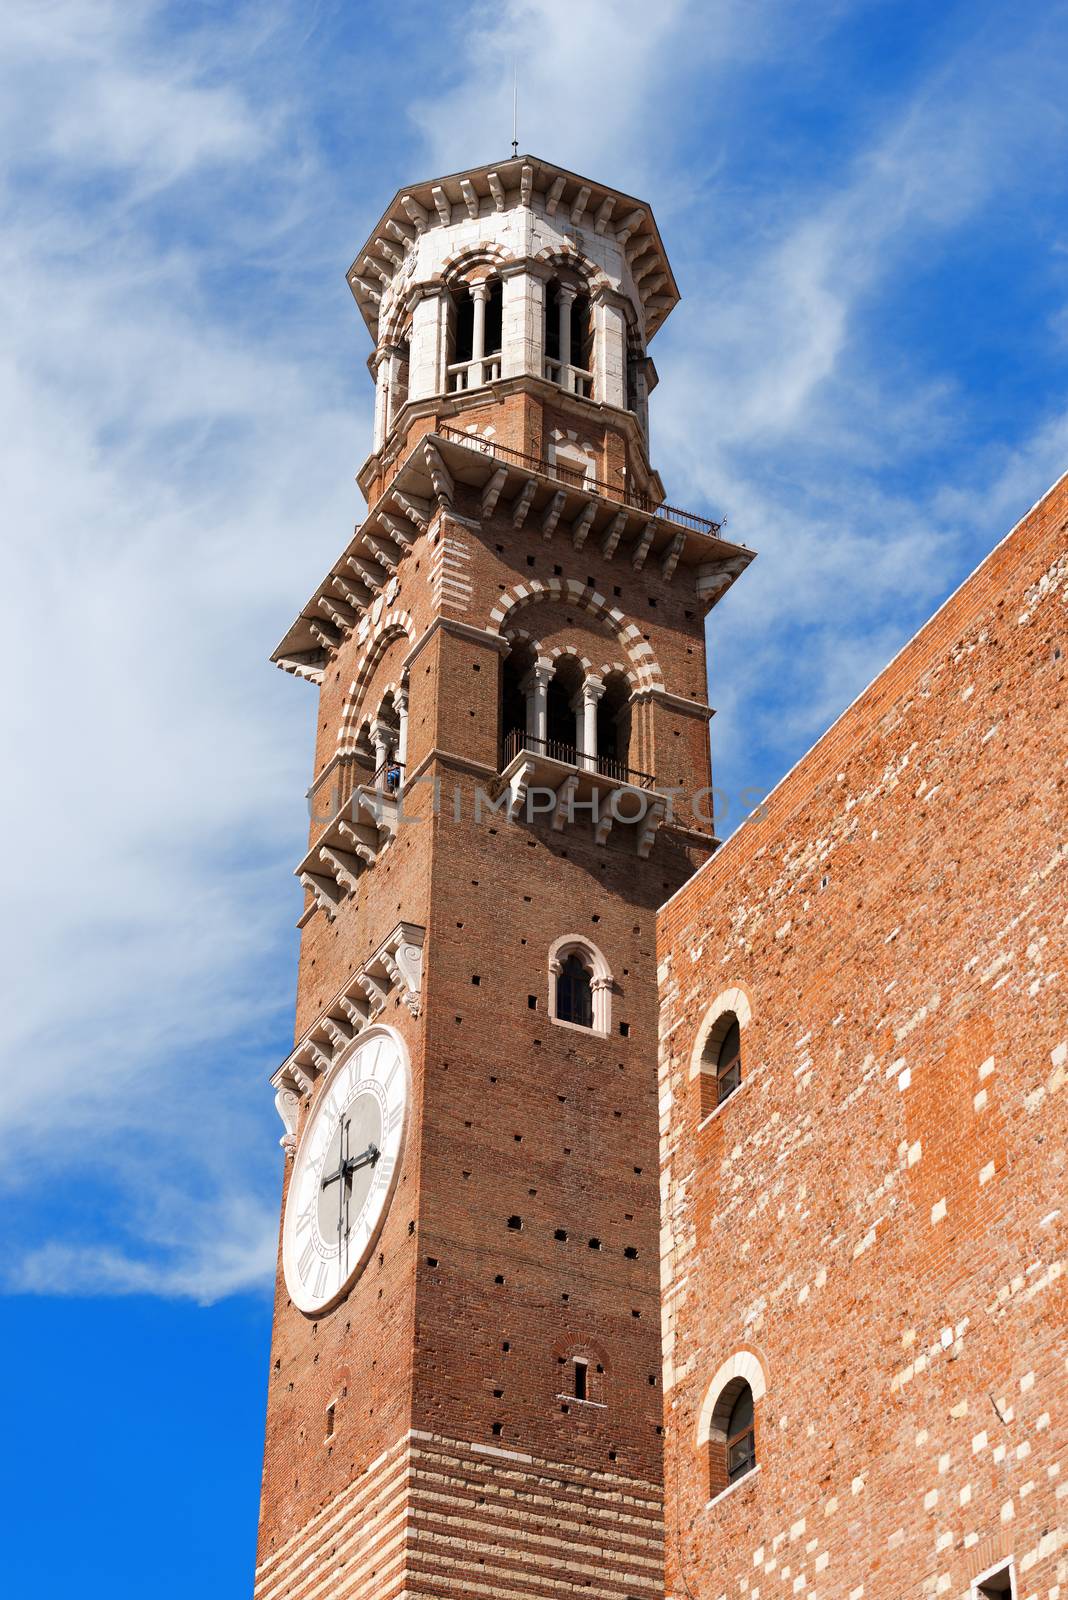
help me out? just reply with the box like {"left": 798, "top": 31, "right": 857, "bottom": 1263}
{"left": 656, "top": 473, "right": 1067, "bottom": 1600}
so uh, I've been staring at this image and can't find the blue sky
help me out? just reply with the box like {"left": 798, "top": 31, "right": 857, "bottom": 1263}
{"left": 2, "top": 0, "right": 1067, "bottom": 1590}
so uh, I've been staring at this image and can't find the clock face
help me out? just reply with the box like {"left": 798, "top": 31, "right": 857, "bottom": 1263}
{"left": 282, "top": 1026, "right": 409, "bottom": 1316}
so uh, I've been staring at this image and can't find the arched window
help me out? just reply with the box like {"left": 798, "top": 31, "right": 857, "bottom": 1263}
{"left": 716, "top": 1016, "right": 741, "bottom": 1105}
{"left": 544, "top": 278, "right": 593, "bottom": 397}
{"left": 556, "top": 952, "right": 593, "bottom": 1028}
{"left": 545, "top": 655, "right": 584, "bottom": 761}
{"left": 500, "top": 639, "right": 536, "bottom": 765}
{"left": 548, "top": 935, "right": 613, "bottom": 1034}
{"left": 596, "top": 671, "right": 632, "bottom": 780}
{"left": 696, "top": 1352, "right": 765, "bottom": 1504}
{"left": 447, "top": 278, "right": 503, "bottom": 391}
{"left": 691, "top": 987, "right": 752, "bottom": 1121}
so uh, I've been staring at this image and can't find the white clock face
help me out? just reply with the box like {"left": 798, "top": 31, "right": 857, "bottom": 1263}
{"left": 283, "top": 1026, "right": 409, "bottom": 1316}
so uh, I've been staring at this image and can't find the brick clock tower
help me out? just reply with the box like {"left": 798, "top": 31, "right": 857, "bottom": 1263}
{"left": 255, "top": 156, "right": 753, "bottom": 1600}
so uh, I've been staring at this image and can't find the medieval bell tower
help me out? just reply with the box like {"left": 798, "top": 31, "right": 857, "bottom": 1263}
{"left": 255, "top": 156, "right": 753, "bottom": 1600}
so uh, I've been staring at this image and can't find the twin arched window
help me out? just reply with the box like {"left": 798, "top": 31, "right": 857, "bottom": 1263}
{"left": 548, "top": 936, "right": 612, "bottom": 1034}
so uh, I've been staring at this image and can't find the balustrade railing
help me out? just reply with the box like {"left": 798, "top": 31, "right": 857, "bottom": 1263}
{"left": 447, "top": 355, "right": 502, "bottom": 392}
{"left": 501, "top": 728, "right": 655, "bottom": 790}
{"left": 543, "top": 357, "right": 593, "bottom": 397}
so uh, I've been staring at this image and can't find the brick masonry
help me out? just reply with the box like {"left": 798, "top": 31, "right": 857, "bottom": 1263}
{"left": 656, "top": 472, "right": 1068, "bottom": 1599}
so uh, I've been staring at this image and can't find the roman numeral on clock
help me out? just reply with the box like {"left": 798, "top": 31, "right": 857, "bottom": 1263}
{"left": 298, "top": 1238, "right": 317, "bottom": 1281}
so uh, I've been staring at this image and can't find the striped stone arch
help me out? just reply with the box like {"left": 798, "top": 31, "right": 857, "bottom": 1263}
{"left": 545, "top": 644, "right": 594, "bottom": 672}
{"left": 351, "top": 681, "right": 403, "bottom": 743}
{"left": 533, "top": 245, "right": 611, "bottom": 298}
{"left": 488, "top": 579, "right": 665, "bottom": 690}
{"left": 440, "top": 241, "right": 511, "bottom": 286}
{"left": 688, "top": 984, "right": 754, "bottom": 1081}
{"left": 598, "top": 660, "right": 637, "bottom": 689}
{"left": 338, "top": 611, "right": 416, "bottom": 751}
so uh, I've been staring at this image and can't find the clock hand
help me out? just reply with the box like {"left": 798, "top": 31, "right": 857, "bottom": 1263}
{"left": 320, "top": 1140, "right": 380, "bottom": 1188}
{"left": 341, "top": 1142, "right": 380, "bottom": 1177}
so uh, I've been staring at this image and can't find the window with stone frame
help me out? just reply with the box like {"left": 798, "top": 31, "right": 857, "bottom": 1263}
{"left": 699, "top": 1011, "right": 742, "bottom": 1119}
{"left": 973, "top": 1562, "right": 1015, "bottom": 1599}
{"left": 547, "top": 935, "right": 613, "bottom": 1035}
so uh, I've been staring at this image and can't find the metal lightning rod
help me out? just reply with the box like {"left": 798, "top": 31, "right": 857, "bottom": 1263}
{"left": 511, "top": 63, "right": 519, "bottom": 158}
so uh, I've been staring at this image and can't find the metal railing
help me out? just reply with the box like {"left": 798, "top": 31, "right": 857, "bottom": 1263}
{"left": 436, "top": 424, "right": 721, "bottom": 535}
{"left": 501, "top": 728, "right": 655, "bottom": 790}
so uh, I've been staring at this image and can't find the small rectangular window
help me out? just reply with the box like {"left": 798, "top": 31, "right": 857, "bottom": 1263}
{"left": 573, "top": 1359, "right": 588, "bottom": 1402}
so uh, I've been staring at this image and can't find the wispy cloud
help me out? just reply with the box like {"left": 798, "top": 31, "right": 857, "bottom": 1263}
{"left": 0, "top": 0, "right": 359, "bottom": 1298}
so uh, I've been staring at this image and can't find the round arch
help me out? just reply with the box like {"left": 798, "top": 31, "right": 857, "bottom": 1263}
{"left": 338, "top": 611, "right": 416, "bottom": 752}
{"left": 695, "top": 1347, "right": 768, "bottom": 1449}
{"left": 688, "top": 985, "right": 754, "bottom": 1082}
{"left": 488, "top": 579, "right": 664, "bottom": 691}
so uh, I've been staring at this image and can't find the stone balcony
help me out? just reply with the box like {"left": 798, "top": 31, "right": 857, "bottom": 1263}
{"left": 296, "top": 759, "right": 405, "bottom": 925}
{"left": 497, "top": 730, "right": 666, "bottom": 856}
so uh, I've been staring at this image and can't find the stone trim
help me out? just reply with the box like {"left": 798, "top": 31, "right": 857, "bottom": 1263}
{"left": 688, "top": 984, "right": 754, "bottom": 1081}
{"left": 695, "top": 1348, "right": 768, "bottom": 1448}
{"left": 271, "top": 922, "right": 425, "bottom": 1153}
{"left": 489, "top": 576, "right": 666, "bottom": 690}
{"left": 547, "top": 933, "right": 614, "bottom": 1036}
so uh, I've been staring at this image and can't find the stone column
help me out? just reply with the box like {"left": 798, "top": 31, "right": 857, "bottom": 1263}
{"left": 557, "top": 285, "right": 576, "bottom": 390}
{"left": 395, "top": 688, "right": 409, "bottom": 766}
{"left": 372, "top": 350, "right": 391, "bottom": 451}
{"left": 524, "top": 662, "right": 553, "bottom": 745}
{"left": 470, "top": 281, "right": 488, "bottom": 384}
{"left": 372, "top": 721, "right": 392, "bottom": 790}
{"left": 577, "top": 676, "right": 605, "bottom": 771}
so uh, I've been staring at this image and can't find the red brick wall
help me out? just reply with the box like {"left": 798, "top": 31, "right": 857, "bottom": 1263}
{"left": 256, "top": 373, "right": 724, "bottom": 1599}
{"left": 656, "top": 474, "right": 1068, "bottom": 1600}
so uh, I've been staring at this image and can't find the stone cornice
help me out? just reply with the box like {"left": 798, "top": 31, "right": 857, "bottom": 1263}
{"left": 271, "top": 921, "right": 426, "bottom": 1153}
{"left": 346, "top": 154, "right": 679, "bottom": 343}
{"left": 357, "top": 371, "right": 665, "bottom": 505}
{"left": 632, "top": 686, "right": 716, "bottom": 719}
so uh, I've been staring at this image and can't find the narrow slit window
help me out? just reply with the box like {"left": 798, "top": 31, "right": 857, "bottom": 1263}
{"left": 573, "top": 1359, "right": 588, "bottom": 1402}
